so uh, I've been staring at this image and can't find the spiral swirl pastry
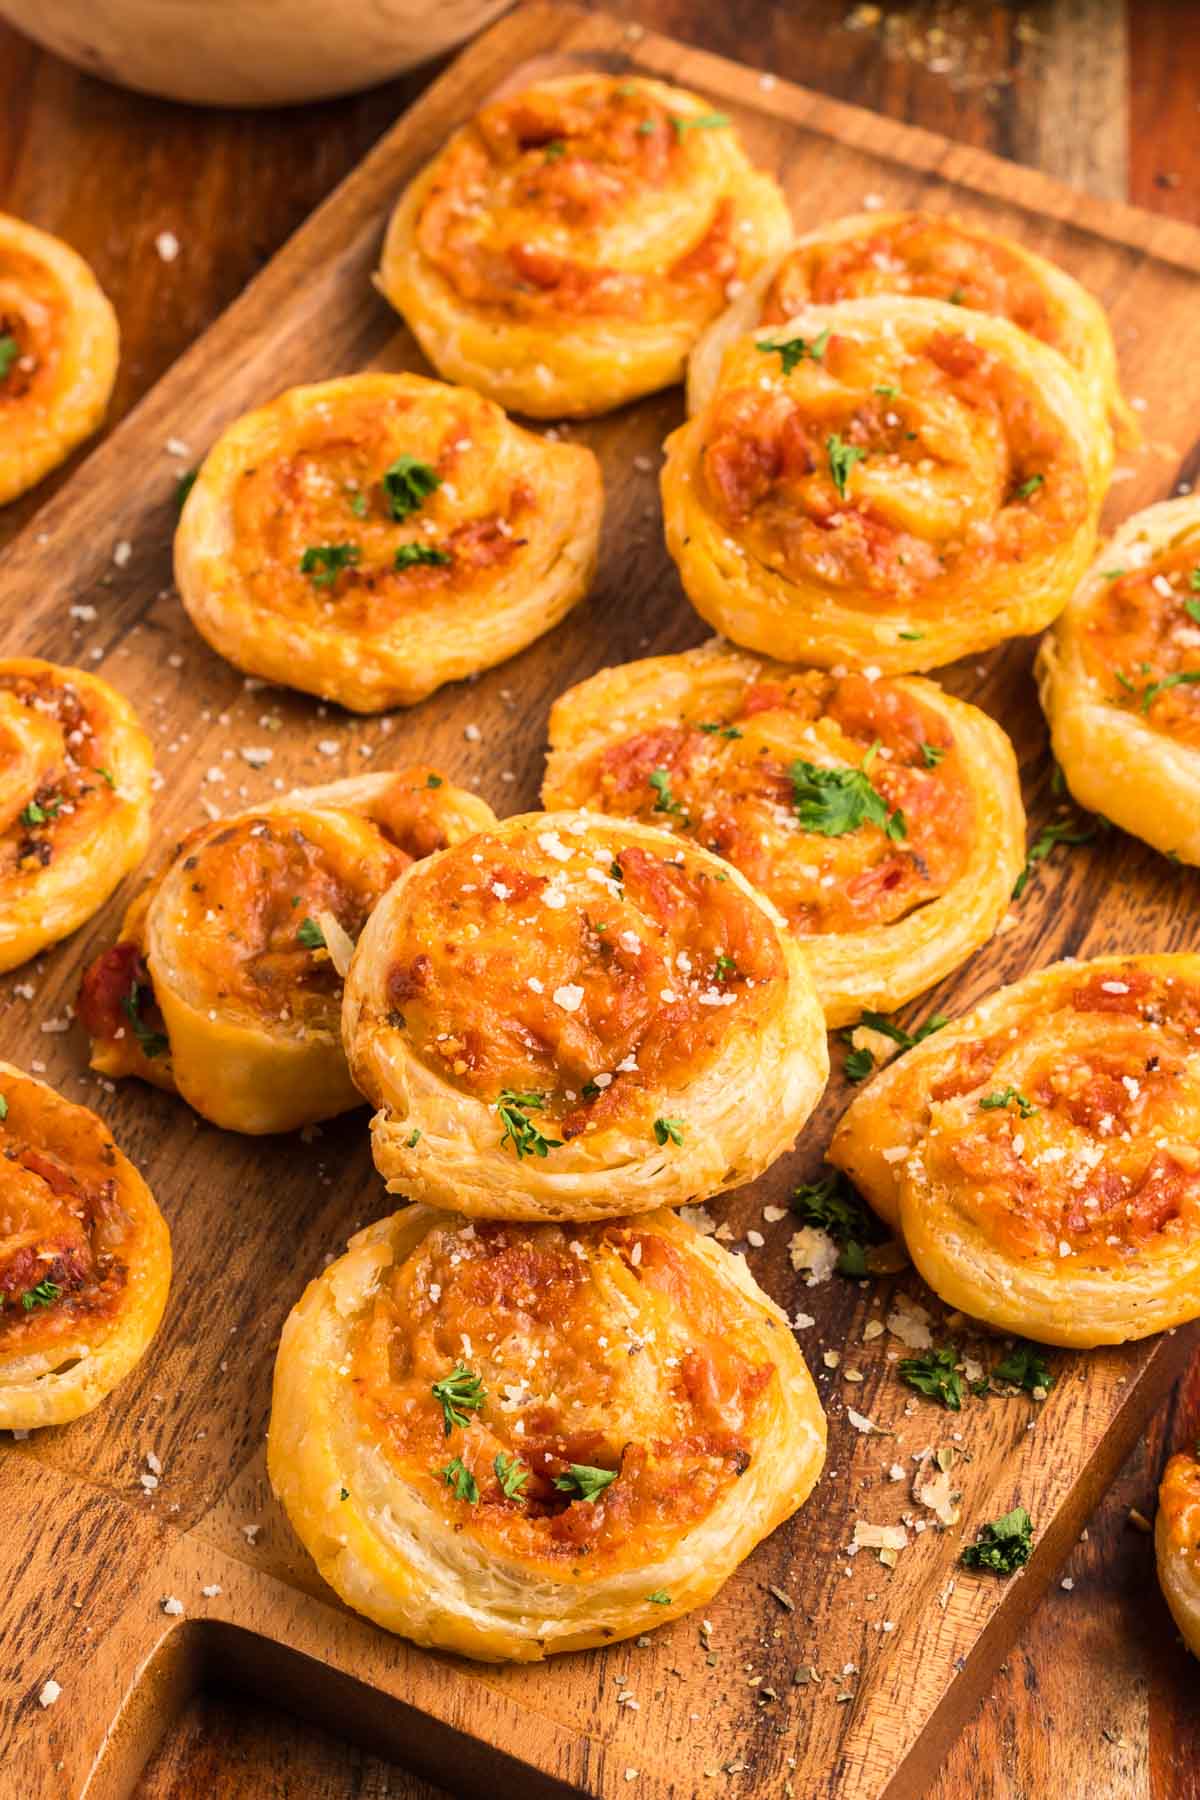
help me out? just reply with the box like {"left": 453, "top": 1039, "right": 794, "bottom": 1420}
{"left": 175, "top": 372, "right": 603, "bottom": 712}
{"left": 0, "top": 657, "right": 153, "bottom": 974}
{"left": 687, "top": 210, "right": 1132, "bottom": 448}
{"left": 268, "top": 1204, "right": 826, "bottom": 1660}
{"left": 830, "top": 955, "right": 1200, "bottom": 1347}
{"left": 377, "top": 74, "right": 792, "bottom": 419}
{"left": 1157, "top": 1448, "right": 1200, "bottom": 1659}
{"left": 77, "top": 768, "right": 495, "bottom": 1136}
{"left": 1037, "top": 498, "right": 1200, "bottom": 866}
{"left": 542, "top": 640, "right": 1023, "bottom": 1027}
{"left": 0, "top": 213, "right": 119, "bottom": 505}
{"left": 343, "top": 809, "right": 828, "bottom": 1220}
{"left": 663, "top": 295, "right": 1108, "bottom": 672}
{"left": 0, "top": 1063, "right": 170, "bottom": 1429}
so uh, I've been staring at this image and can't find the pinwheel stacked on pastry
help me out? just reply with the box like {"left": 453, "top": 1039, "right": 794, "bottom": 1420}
{"left": 542, "top": 640, "right": 1023, "bottom": 1027}
{"left": 0, "top": 657, "right": 153, "bottom": 973}
{"left": 77, "top": 767, "right": 495, "bottom": 1136}
{"left": 377, "top": 73, "right": 791, "bottom": 418}
{"left": 0, "top": 212, "right": 119, "bottom": 505}
{"left": 268, "top": 1203, "right": 825, "bottom": 1660}
{"left": 830, "top": 954, "right": 1200, "bottom": 1347}
{"left": 342, "top": 809, "right": 829, "bottom": 1219}
{"left": 663, "top": 295, "right": 1108, "bottom": 671}
{"left": 687, "top": 209, "right": 1132, "bottom": 450}
{"left": 175, "top": 371, "right": 603, "bottom": 712}
{"left": 1157, "top": 1445, "right": 1200, "bottom": 1659}
{"left": 1037, "top": 497, "right": 1200, "bottom": 865}
{"left": 0, "top": 1063, "right": 170, "bottom": 1429}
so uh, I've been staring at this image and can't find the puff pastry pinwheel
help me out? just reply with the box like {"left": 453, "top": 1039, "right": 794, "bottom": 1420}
{"left": 829, "top": 955, "right": 1200, "bottom": 1348}
{"left": 542, "top": 640, "right": 1023, "bottom": 1027}
{"left": 0, "top": 1062, "right": 170, "bottom": 1429}
{"left": 0, "top": 213, "right": 119, "bottom": 506}
{"left": 1037, "top": 498, "right": 1200, "bottom": 866}
{"left": 663, "top": 296, "right": 1108, "bottom": 673}
{"left": 0, "top": 657, "right": 153, "bottom": 974}
{"left": 343, "top": 810, "right": 828, "bottom": 1220}
{"left": 1157, "top": 1447, "right": 1200, "bottom": 1659}
{"left": 268, "top": 1204, "right": 826, "bottom": 1660}
{"left": 687, "top": 209, "right": 1131, "bottom": 448}
{"left": 174, "top": 372, "right": 602, "bottom": 712}
{"left": 376, "top": 74, "right": 792, "bottom": 419}
{"left": 77, "top": 767, "right": 495, "bottom": 1137}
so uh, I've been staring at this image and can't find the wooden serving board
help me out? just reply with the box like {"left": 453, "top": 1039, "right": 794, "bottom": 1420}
{"left": 3, "top": 7, "right": 1200, "bottom": 1797}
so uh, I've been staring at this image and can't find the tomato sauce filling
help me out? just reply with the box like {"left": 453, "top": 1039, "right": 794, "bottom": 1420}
{"left": 565, "top": 669, "right": 971, "bottom": 936}
{"left": 760, "top": 216, "right": 1070, "bottom": 365}
{"left": 702, "top": 327, "right": 1086, "bottom": 608}
{"left": 415, "top": 78, "right": 746, "bottom": 325}
{"left": 0, "top": 249, "right": 66, "bottom": 409}
{"left": 382, "top": 822, "right": 787, "bottom": 1138}
{"left": 0, "top": 1077, "right": 132, "bottom": 1353}
{"left": 0, "top": 669, "right": 122, "bottom": 878}
{"left": 228, "top": 387, "right": 534, "bottom": 629}
{"left": 1160, "top": 1453, "right": 1200, "bottom": 1572}
{"left": 351, "top": 1217, "right": 776, "bottom": 1572}
{"left": 1079, "top": 533, "right": 1200, "bottom": 746}
{"left": 921, "top": 966, "right": 1200, "bottom": 1262}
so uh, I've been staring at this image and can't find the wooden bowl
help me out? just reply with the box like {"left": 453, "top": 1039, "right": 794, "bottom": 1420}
{"left": 0, "top": 0, "right": 511, "bottom": 105}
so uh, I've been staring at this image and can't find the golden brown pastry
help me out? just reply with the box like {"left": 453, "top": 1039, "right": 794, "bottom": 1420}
{"left": 0, "top": 658, "right": 153, "bottom": 974}
{"left": 829, "top": 955, "right": 1200, "bottom": 1347}
{"left": 377, "top": 74, "right": 792, "bottom": 418}
{"left": 343, "top": 809, "right": 829, "bottom": 1219}
{"left": 687, "top": 209, "right": 1132, "bottom": 447}
{"left": 542, "top": 640, "right": 1024, "bottom": 1027}
{"left": 174, "top": 371, "right": 603, "bottom": 712}
{"left": 76, "top": 767, "right": 494, "bottom": 1136}
{"left": 663, "top": 295, "right": 1109, "bottom": 672}
{"left": 1157, "top": 1447, "right": 1200, "bottom": 1659}
{"left": 268, "top": 1204, "right": 826, "bottom": 1660}
{"left": 0, "top": 212, "right": 119, "bottom": 505}
{"left": 0, "top": 1063, "right": 170, "bottom": 1429}
{"left": 1037, "top": 497, "right": 1200, "bottom": 866}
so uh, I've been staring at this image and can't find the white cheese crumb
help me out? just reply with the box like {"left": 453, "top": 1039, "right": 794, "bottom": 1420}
{"left": 200, "top": 1584, "right": 222, "bottom": 1598}
{"left": 161, "top": 1596, "right": 185, "bottom": 1616}
{"left": 553, "top": 983, "right": 585, "bottom": 1013}
{"left": 155, "top": 230, "right": 180, "bottom": 262}
{"left": 38, "top": 1680, "right": 61, "bottom": 1707}
{"left": 789, "top": 1226, "right": 838, "bottom": 1285}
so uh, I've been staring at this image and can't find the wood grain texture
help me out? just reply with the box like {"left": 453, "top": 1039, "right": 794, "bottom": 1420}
{"left": 0, "top": 5, "right": 1199, "bottom": 1798}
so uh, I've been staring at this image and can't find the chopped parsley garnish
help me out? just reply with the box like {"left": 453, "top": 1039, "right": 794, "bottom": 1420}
{"left": 757, "top": 329, "right": 830, "bottom": 376}
{"left": 21, "top": 1279, "right": 62, "bottom": 1311}
{"left": 979, "top": 1085, "right": 1037, "bottom": 1119}
{"left": 300, "top": 543, "right": 360, "bottom": 587}
{"left": 0, "top": 1095, "right": 7, "bottom": 1121}
{"left": 654, "top": 1117, "right": 684, "bottom": 1147}
{"left": 1102, "top": 568, "right": 1126, "bottom": 581}
{"left": 431, "top": 1364, "right": 487, "bottom": 1436}
{"left": 425, "top": 773, "right": 443, "bottom": 788}
{"left": 790, "top": 744, "right": 906, "bottom": 840}
{"left": 19, "top": 796, "right": 60, "bottom": 827}
{"left": 405, "top": 1128, "right": 421, "bottom": 1148}
{"left": 174, "top": 467, "right": 198, "bottom": 512}
{"left": 1190, "top": 568, "right": 1200, "bottom": 591}
{"left": 992, "top": 1342, "right": 1055, "bottom": 1395}
{"left": 842, "top": 1009, "right": 947, "bottom": 1082}
{"left": 671, "top": 111, "right": 730, "bottom": 136}
{"left": 347, "top": 486, "right": 368, "bottom": 518}
{"left": 339, "top": 1487, "right": 349, "bottom": 1500}
{"left": 394, "top": 541, "right": 451, "bottom": 570}
{"left": 96, "top": 767, "right": 117, "bottom": 787}
{"left": 898, "top": 629, "right": 925, "bottom": 641}
{"left": 874, "top": 383, "right": 898, "bottom": 398}
{"left": 648, "top": 768, "right": 686, "bottom": 819}
{"left": 960, "top": 1506, "right": 1033, "bottom": 1575}
{"left": 899, "top": 1346, "right": 965, "bottom": 1411}
{"left": 1015, "top": 474, "right": 1044, "bottom": 500}
{"left": 610, "top": 860, "right": 624, "bottom": 886}
{"left": 439, "top": 1456, "right": 479, "bottom": 1503}
{"left": 382, "top": 454, "right": 442, "bottom": 521}
{"left": 715, "top": 953, "right": 736, "bottom": 981}
{"left": 843, "top": 1045, "right": 876, "bottom": 1083}
{"left": 947, "top": 286, "right": 966, "bottom": 305}
{"left": 790, "top": 1171, "right": 885, "bottom": 1276}
{"left": 1140, "top": 669, "right": 1200, "bottom": 714}
{"left": 920, "top": 742, "right": 946, "bottom": 768}
{"left": 697, "top": 720, "right": 743, "bottom": 739}
{"left": 1185, "top": 597, "right": 1200, "bottom": 625}
{"left": 1013, "top": 814, "right": 1100, "bottom": 899}
{"left": 554, "top": 1463, "right": 619, "bottom": 1501}
{"left": 121, "top": 981, "right": 168, "bottom": 1059}
{"left": 827, "top": 433, "right": 866, "bottom": 499}
{"left": 494, "top": 1451, "right": 528, "bottom": 1500}
{"left": 543, "top": 139, "right": 567, "bottom": 161}
{"left": 296, "top": 916, "right": 325, "bottom": 950}
{"left": 0, "top": 334, "right": 19, "bottom": 379}
{"left": 647, "top": 1590, "right": 672, "bottom": 1605}
{"left": 497, "top": 1089, "right": 562, "bottom": 1160}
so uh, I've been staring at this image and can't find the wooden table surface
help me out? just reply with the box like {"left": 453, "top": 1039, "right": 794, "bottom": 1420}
{"left": 1, "top": 4, "right": 1198, "bottom": 1796}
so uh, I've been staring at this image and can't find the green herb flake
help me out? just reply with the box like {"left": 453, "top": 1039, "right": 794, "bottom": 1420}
{"left": 899, "top": 1346, "right": 965, "bottom": 1411}
{"left": 648, "top": 768, "right": 686, "bottom": 819}
{"left": 671, "top": 111, "right": 731, "bottom": 137}
{"left": 339, "top": 1487, "right": 350, "bottom": 1501}
{"left": 843, "top": 1044, "right": 876, "bottom": 1083}
{"left": 382, "top": 454, "right": 442, "bottom": 521}
{"left": 757, "top": 328, "right": 831, "bottom": 376}
{"left": 654, "top": 1117, "right": 684, "bottom": 1147}
{"left": 296, "top": 916, "right": 325, "bottom": 950}
{"left": 992, "top": 1342, "right": 1055, "bottom": 1396}
{"left": 425, "top": 773, "right": 444, "bottom": 788}
{"left": 347, "top": 486, "right": 368, "bottom": 518}
{"left": 979, "top": 1085, "right": 1037, "bottom": 1119}
{"left": 96, "top": 767, "right": 117, "bottom": 787}
{"left": 874, "top": 383, "right": 898, "bottom": 399}
{"left": 715, "top": 953, "right": 736, "bottom": 981}
{"left": 21, "top": 1279, "right": 62, "bottom": 1312}
{"left": 494, "top": 1451, "right": 528, "bottom": 1500}
{"left": 554, "top": 1463, "right": 619, "bottom": 1501}
{"left": 898, "top": 629, "right": 925, "bottom": 641}
{"left": 394, "top": 541, "right": 452, "bottom": 570}
{"left": 790, "top": 745, "right": 905, "bottom": 841}
{"left": 920, "top": 742, "right": 946, "bottom": 768}
{"left": 431, "top": 1364, "right": 487, "bottom": 1437}
{"left": 826, "top": 433, "right": 867, "bottom": 500}
{"left": 1015, "top": 474, "right": 1045, "bottom": 500}
{"left": 439, "top": 1456, "right": 480, "bottom": 1504}
{"left": 1140, "top": 669, "right": 1200, "bottom": 714}
{"left": 647, "top": 1590, "right": 672, "bottom": 1605}
{"left": 697, "top": 720, "right": 743, "bottom": 739}
{"left": 19, "top": 797, "right": 59, "bottom": 827}
{"left": 0, "top": 1095, "right": 7, "bottom": 1121}
{"left": 300, "top": 543, "right": 360, "bottom": 587}
{"left": 1185, "top": 597, "right": 1200, "bottom": 625}
{"left": 543, "top": 139, "right": 567, "bottom": 161}
{"left": 406, "top": 1128, "right": 422, "bottom": 1149}
{"left": 1013, "top": 814, "right": 1099, "bottom": 899}
{"left": 0, "top": 335, "right": 20, "bottom": 380}
{"left": 497, "top": 1088, "right": 563, "bottom": 1160}
{"left": 960, "top": 1505, "right": 1033, "bottom": 1575}
{"left": 121, "top": 981, "right": 169, "bottom": 1059}
{"left": 790, "top": 1171, "right": 885, "bottom": 1276}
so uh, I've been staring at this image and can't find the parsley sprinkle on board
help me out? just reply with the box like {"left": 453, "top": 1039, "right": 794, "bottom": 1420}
{"left": 826, "top": 433, "right": 866, "bottom": 499}
{"left": 439, "top": 1456, "right": 479, "bottom": 1503}
{"left": 791, "top": 1172, "right": 885, "bottom": 1276}
{"left": 899, "top": 1346, "right": 965, "bottom": 1411}
{"left": 496, "top": 1089, "right": 562, "bottom": 1160}
{"left": 394, "top": 542, "right": 452, "bottom": 570}
{"left": 960, "top": 1506, "right": 1033, "bottom": 1575}
{"left": 382, "top": 454, "right": 442, "bottom": 520}
{"left": 300, "top": 543, "right": 359, "bottom": 587}
{"left": 790, "top": 745, "right": 906, "bottom": 840}
{"left": 842, "top": 1009, "right": 947, "bottom": 1082}
{"left": 756, "top": 328, "right": 830, "bottom": 375}
{"left": 296, "top": 916, "right": 325, "bottom": 950}
{"left": 553, "top": 1463, "right": 619, "bottom": 1501}
{"left": 1013, "top": 813, "right": 1100, "bottom": 899}
{"left": 992, "top": 1342, "right": 1055, "bottom": 1395}
{"left": 431, "top": 1364, "right": 487, "bottom": 1436}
